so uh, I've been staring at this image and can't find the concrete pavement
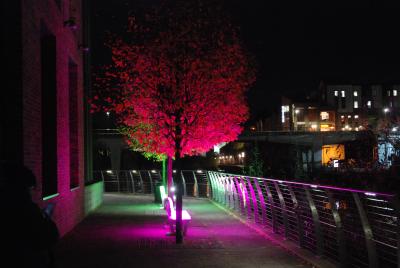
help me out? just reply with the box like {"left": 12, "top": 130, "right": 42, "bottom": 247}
{"left": 54, "top": 193, "right": 311, "bottom": 268}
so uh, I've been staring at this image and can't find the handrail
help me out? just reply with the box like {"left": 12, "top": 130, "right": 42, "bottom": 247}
{"left": 212, "top": 172, "right": 395, "bottom": 197}
{"left": 94, "top": 169, "right": 399, "bottom": 267}
{"left": 208, "top": 171, "right": 399, "bottom": 268}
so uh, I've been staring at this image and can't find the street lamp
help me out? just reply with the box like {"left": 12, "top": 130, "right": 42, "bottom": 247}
{"left": 383, "top": 107, "right": 389, "bottom": 114}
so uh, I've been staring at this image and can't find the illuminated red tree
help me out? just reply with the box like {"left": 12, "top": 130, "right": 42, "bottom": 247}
{"left": 92, "top": 0, "right": 256, "bottom": 242}
{"left": 93, "top": 0, "right": 255, "bottom": 161}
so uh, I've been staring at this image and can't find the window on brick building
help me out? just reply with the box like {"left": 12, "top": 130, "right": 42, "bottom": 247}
{"left": 41, "top": 27, "right": 58, "bottom": 198}
{"left": 69, "top": 58, "right": 79, "bottom": 189}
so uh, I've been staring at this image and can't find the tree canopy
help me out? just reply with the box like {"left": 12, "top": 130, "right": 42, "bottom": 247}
{"left": 91, "top": 0, "right": 256, "bottom": 158}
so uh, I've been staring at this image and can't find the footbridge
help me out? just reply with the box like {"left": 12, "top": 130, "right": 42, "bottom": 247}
{"left": 56, "top": 170, "right": 399, "bottom": 268}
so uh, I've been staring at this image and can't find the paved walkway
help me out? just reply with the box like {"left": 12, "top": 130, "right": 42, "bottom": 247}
{"left": 55, "top": 193, "right": 310, "bottom": 268}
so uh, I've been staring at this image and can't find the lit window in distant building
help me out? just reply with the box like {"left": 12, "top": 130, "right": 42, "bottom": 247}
{"left": 394, "top": 90, "right": 398, "bottom": 96}
{"left": 334, "top": 90, "right": 338, "bottom": 96}
{"left": 354, "top": 115, "right": 359, "bottom": 119}
{"left": 348, "top": 115, "right": 351, "bottom": 118}
{"left": 353, "top": 91, "right": 358, "bottom": 97}
{"left": 354, "top": 101, "right": 358, "bottom": 108}
{"left": 367, "top": 100, "right": 372, "bottom": 108}
{"left": 320, "top": 111, "right": 329, "bottom": 120}
{"left": 322, "top": 144, "right": 345, "bottom": 165}
{"left": 387, "top": 90, "right": 391, "bottom": 96}
{"left": 340, "top": 115, "right": 344, "bottom": 119}
{"left": 390, "top": 101, "right": 393, "bottom": 107}
{"left": 281, "top": 105, "right": 289, "bottom": 123}
{"left": 320, "top": 124, "right": 332, "bottom": 131}
{"left": 341, "top": 90, "right": 345, "bottom": 97}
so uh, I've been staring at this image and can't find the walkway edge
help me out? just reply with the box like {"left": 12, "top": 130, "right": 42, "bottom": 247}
{"left": 210, "top": 200, "right": 337, "bottom": 268}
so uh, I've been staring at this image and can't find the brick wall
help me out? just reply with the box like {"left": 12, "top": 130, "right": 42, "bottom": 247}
{"left": 21, "top": 0, "right": 85, "bottom": 236}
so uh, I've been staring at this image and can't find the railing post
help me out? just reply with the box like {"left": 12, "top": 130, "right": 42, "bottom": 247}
{"left": 234, "top": 176, "right": 246, "bottom": 215}
{"left": 224, "top": 176, "right": 232, "bottom": 208}
{"left": 353, "top": 192, "right": 378, "bottom": 268}
{"left": 116, "top": 170, "right": 120, "bottom": 192}
{"left": 147, "top": 171, "right": 154, "bottom": 193}
{"left": 180, "top": 171, "right": 187, "bottom": 196}
{"left": 230, "top": 176, "right": 240, "bottom": 211}
{"left": 224, "top": 176, "right": 233, "bottom": 208}
{"left": 326, "top": 190, "right": 347, "bottom": 268}
{"left": 247, "top": 178, "right": 259, "bottom": 223}
{"left": 253, "top": 179, "right": 267, "bottom": 226}
{"left": 223, "top": 176, "right": 230, "bottom": 207}
{"left": 128, "top": 171, "right": 135, "bottom": 193}
{"left": 205, "top": 171, "right": 210, "bottom": 198}
{"left": 217, "top": 173, "right": 224, "bottom": 203}
{"left": 192, "top": 171, "right": 199, "bottom": 197}
{"left": 274, "top": 181, "right": 289, "bottom": 239}
{"left": 304, "top": 187, "right": 323, "bottom": 256}
{"left": 288, "top": 185, "right": 304, "bottom": 247}
{"left": 216, "top": 173, "right": 224, "bottom": 203}
{"left": 239, "top": 177, "right": 252, "bottom": 219}
{"left": 264, "top": 180, "right": 277, "bottom": 233}
{"left": 138, "top": 171, "right": 144, "bottom": 193}
{"left": 207, "top": 172, "right": 216, "bottom": 200}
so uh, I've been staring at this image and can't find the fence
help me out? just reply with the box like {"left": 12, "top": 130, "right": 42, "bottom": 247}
{"left": 94, "top": 169, "right": 399, "bottom": 267}
{"left": 208, "top": 171, "right": 400, "bottom": 268}
{"left": 94, "top": 170, "right": 209, "bottom": 198}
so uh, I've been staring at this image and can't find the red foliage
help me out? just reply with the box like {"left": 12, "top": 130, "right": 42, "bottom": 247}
{"left": 93, "top": 0, "right": 256, "bottom": 157}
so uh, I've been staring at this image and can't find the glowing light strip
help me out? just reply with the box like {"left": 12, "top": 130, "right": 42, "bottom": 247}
{"left": 212, "top": 172, "right": 394, "bottom": 197}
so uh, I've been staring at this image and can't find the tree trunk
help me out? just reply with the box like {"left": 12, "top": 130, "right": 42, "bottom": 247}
{"left": 167, "top": 156, "right": 173, "bottom": 197}
{"left": 175, "top": 110, "right": 183, "bottom": 244}
{"left": 162, "top": 157, "right": 166, "bottom": 188}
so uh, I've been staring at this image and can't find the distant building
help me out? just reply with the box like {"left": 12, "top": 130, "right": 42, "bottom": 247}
{"left": 281, "top": 96, "right": 336, "bottom": 132}
{"left": 324, "top": 83, "right": 400, "bottom": 131}
{"left": 276, "top": 82, "right": 400, "bottom": 133}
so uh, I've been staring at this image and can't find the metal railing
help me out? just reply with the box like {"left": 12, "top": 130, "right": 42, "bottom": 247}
{"left": 94, "top": 169, "right": 210, "bottom": 198}
{"left": 208, "top": 171, "right": 400, "bottom": 268}
{"left": 94, "top": 169, "right": 399, "bottom": 267}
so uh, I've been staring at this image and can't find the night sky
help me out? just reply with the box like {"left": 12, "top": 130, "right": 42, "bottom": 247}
{"left": 91, "top": 1, "right": 400, "bottom": 121}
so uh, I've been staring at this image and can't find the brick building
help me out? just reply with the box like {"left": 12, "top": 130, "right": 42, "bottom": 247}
{"left": 1, "top": 0, "right": 92, "bottom": 236}
{"left": 275, "top": 82, "right": 400, "bottom": 132}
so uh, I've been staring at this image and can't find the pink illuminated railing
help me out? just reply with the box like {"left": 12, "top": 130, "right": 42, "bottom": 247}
{"left": 95, "top": 169, "right": 399, "bottom": 267}
{"left": 207, "top": 171, "right": 399, "bottom": 268}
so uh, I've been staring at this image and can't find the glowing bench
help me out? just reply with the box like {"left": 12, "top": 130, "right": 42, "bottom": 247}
{"left": 165, "top": 196, "right": 191, "bottom": 235}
